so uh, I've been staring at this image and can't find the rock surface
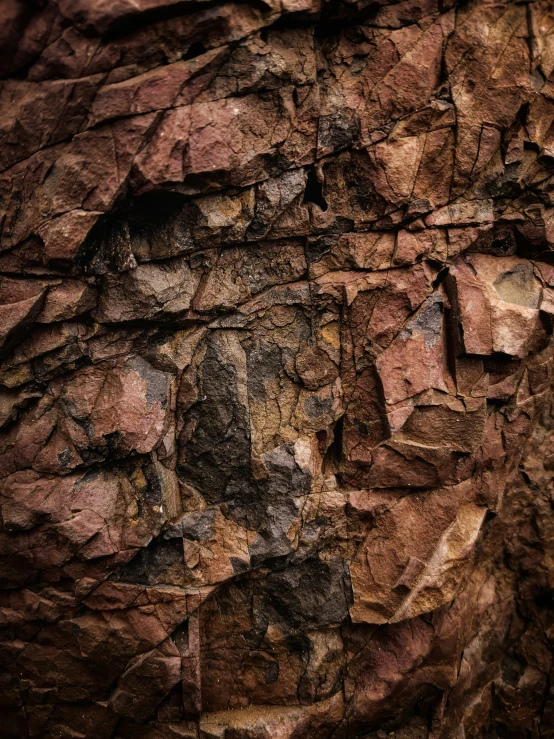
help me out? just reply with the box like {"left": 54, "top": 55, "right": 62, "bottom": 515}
{"left": 2, "top": 0, "right": 554, "bottom": 736}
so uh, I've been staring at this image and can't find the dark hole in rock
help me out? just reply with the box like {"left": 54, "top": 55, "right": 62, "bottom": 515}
{"left": 303, "top": 168, "right": 328, "bottom": 211}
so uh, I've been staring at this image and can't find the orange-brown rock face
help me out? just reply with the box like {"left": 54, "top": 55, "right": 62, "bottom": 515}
{"left": 3, "top": 1, "right": 554, "bottom": 737}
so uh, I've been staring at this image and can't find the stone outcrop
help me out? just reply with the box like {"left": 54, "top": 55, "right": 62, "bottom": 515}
{"left": 2, "top": 0, "right": 554, "bottom": 736}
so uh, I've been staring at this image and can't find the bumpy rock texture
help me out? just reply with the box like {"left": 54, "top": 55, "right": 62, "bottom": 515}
{"left": 3, "top": 0, "right": 554, "bottom": 737}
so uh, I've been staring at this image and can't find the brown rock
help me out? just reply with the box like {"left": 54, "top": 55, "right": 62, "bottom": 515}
{"left": 2, "top": 1, "right": 554, "bottom": 737}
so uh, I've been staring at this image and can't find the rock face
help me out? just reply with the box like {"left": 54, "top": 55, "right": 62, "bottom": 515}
{"left": 3, "top": 0, "right": 554, "bottom": 737}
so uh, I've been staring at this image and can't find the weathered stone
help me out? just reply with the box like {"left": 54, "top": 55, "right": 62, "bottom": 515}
{"left": 3, "top": 1, "right": 554, "bottom": 737}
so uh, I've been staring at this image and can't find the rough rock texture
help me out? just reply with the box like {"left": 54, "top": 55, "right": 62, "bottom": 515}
{"left": 3, "top": 0, "right": 554, "bottom": 737}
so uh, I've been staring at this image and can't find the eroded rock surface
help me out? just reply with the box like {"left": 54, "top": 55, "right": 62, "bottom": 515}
{"left": 2, "top": 0, "right": 554, "bottom": 736}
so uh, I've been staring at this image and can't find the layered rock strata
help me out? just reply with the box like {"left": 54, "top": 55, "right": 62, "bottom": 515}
{"left": 2, "top": 0, "right": 554, "bottom": 736}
